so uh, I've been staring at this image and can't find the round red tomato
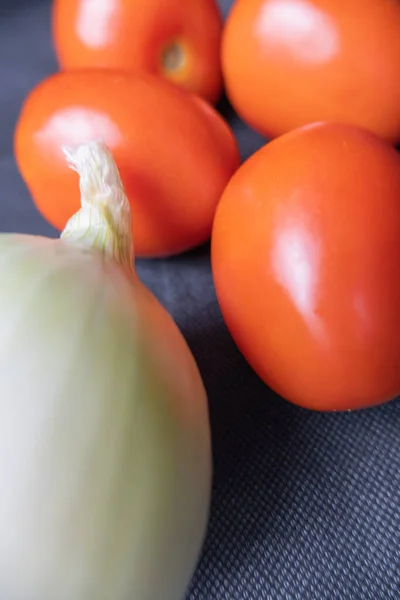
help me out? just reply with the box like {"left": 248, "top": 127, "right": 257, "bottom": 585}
{"left": 52, "top": 0, "right": 223, "bottom": 104}
{"left": 212, "top": 122, "right": 400, "bottom": 411}
{"left": 222, "top": 0, "right": 400, "bottom": 143}
{"left": 14, "top": 71, "right": 239, "bottom": 257}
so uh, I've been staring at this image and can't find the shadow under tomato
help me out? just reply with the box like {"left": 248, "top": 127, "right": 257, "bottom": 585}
{"left": 217, "top": 92, "right": 269, "bottom": 162}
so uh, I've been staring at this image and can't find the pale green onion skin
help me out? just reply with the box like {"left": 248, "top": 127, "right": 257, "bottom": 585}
{"left": 0, "top": 142, "right": 211, "bottom": 600}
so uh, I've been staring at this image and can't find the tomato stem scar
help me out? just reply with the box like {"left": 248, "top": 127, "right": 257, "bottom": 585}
{"left": 162, "top": 42, "right": 186, "bottom": 72}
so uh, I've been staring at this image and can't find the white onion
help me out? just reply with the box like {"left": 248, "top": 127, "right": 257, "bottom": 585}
{"left": 0, "top": 140, "right": 212, "bottom": 600}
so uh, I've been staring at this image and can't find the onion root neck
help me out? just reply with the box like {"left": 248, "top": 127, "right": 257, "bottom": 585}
{"left": 60, "top": 140, "right": 134, "bottom": 271}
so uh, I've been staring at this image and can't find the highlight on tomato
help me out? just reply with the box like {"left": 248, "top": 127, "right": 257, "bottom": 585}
{"left": 222, "top": 0, "right": 400, "bottom": 144}
{"left": 14, "top": 70, "right": 240, "bottom": 258}
{"left": 211, "top": 121, "right": 400, "bottom": 412}
{"left": 52, "top": 0, "right": 224, "bottom": 105}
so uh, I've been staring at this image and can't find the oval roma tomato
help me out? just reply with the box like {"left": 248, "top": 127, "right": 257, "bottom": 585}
{"left": 52, "top": 0, "right": 223, "bottom": 105}
{"left": 14, "top": 71, "right": 239, "bottom": 258}
{"left": 222, "top": 0, "right": 400, "bottom": 143}
{"left": 211, "top": 122, "right": 400, "bottom": 411}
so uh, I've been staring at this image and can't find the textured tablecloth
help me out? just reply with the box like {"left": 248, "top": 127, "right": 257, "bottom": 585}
{"left": 1, "top": 1, "right": 399, "bottom": 598}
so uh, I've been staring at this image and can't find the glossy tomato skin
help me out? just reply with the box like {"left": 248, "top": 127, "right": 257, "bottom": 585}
{"left": 14, "top": 71, "right": 239, "bottom": 257}
{"left": 52, "top": 0, "right": 223, "bottom": 105}
{"left": 222, "top": 0, "right": 400, "bottom": 143}
{"left": 212, "top": 122, "right": 400, "bottom": 411}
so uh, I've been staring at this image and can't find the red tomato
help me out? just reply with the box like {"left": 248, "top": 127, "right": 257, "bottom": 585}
{"left": 212, "top": 122, "right": 400, "bottom": 411}
{"left": 222, "top": 0, "right": 400, "bottom": 143}
{"left": 52, "top": 0, "right": 223, "bottom": 104}
{"left": 14, "top": 71, "right": 239, "bottom": 257}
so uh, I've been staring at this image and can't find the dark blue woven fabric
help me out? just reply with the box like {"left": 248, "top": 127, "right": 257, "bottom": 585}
{"left": 1, "top": 1, "right": 399, "bottom": 598}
